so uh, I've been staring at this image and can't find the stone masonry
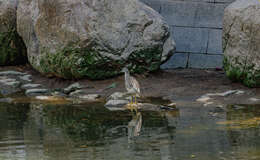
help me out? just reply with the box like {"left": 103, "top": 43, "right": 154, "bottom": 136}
{"left": 140, "top": 0, "right": 235, "bottom": 69}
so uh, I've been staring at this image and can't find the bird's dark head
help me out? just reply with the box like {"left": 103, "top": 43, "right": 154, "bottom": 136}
{"left": 121, "top": 67, "right": 129, "bottom": 73}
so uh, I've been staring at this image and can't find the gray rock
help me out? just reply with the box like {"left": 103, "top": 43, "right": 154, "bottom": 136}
{"left": 69, "top": 89, "right": 87, "bottom": 97}
{"left": 17, "top": 0, "right": 175, "bottom": 79}
{"left": 25, "top": 89, "right": 49, "bottom": 96}
{"left": 21, "top": 84, "right": 43, "bottom": 89}
{"left": 78, "top": 94, "right": 101, "bottom": 101}
{"left": 107, "top": 92, "right": 131, "bottom": 101}
{"left": 4, "top": 81, "right": 21, "bottom": 88}
{"left": 0, "top": 78, "right": 16, "bottom": 83}
{"left": 51, "top": 91, "right": 68, "bottom": 97}
{"left": 105, "top": 100, "right": 129, "bottom": 108}
{"left": 223, "top": 0, "right": 260, "bottom": 87}
{"left": 0, "top": 77, "right": 20, "bottom": 87}
{"left": 0, "top": 0, "right": 27, "bottom": 66}
{"left": 0, "top": 71, "right": 26, "bottom": 76}
{"left": 0, "top": 77, "right": 21, "bottom": 95}
{"left": 19, "top": 75, "right": 32, "bottom": 82}
{"left": 64, "top": 83, "right": 84, "bottom": 94}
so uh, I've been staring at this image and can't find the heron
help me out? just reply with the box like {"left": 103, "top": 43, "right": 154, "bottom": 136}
{"left": 121, "top": 67, "right": 141, "bottom": 111}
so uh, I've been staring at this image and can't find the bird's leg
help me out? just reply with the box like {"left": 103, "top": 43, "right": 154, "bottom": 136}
{"left": 134, "top": 95, "right": 138, "bottom": 113}
{"left": 129, "top": 96, "right": 133, "bottom": 112}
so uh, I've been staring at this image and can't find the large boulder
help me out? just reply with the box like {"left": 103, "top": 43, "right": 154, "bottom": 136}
{"left": 0, "top": 0, "right": 27, "bottom": 66}
{"left": 17, "top": 0, "right": 175, "bottom": 79}
{"left": 223, "top": 0, "right": 260, "bottom": 87}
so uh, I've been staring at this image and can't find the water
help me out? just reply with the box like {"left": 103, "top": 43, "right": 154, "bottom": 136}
{"left": 0, "top": 101, "right": 260, "bottom": 160}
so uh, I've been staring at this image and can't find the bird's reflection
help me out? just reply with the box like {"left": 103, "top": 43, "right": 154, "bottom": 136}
{"left": 128, "top": 111, "right": 142, "bottom": 142}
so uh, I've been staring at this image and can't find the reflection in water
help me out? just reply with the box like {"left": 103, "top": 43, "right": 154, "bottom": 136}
{"left": 128, "top": 112, "right": 142, "bottom": 142}
{"left": 1, "top": 102, "right": 260, "bottom": 159}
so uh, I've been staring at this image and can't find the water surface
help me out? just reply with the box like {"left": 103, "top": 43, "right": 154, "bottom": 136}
{"left": 0, "top": 102, "right": 260, "bottom": 160}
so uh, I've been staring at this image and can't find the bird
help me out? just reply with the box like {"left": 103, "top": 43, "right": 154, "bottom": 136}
{"left": 121, "top": 67, "right": 141, "bottom": 112}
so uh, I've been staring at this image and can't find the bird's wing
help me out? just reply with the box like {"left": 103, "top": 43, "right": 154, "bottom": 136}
{"left": 130, "top": 76, "right": 140, "bottom": 94}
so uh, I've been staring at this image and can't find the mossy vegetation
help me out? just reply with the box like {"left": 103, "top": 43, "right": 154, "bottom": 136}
{"left": 0, "top": 29, "right": 27, "bottom": 65}
{"left": 38, "top": 45, "right": 122, "bottom": 79}
{"left": 128, "top": 47, "right": 162, "bottom": 73}
{"left": 223, "top": 56, "right": 260, "bottom": 87}
{"left": 36, "top": 44, "right": 162, "bottom": 79}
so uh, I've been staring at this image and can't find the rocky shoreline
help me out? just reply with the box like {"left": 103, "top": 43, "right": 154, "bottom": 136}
{"left": 1, "top": 66, "right": 260, "bottom": 115}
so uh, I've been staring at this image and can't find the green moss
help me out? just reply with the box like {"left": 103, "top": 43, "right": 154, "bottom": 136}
{"left": 223, "top": 56, "right": 260, "bottom": 87}
{"left": 129, "top": 47, "right": 162, "bottom": 73}
{"left": 0, "top": 29, "right": 27, "bottom": 66}
{"left": 38, "top": 44, "right": 122, "bottom": 79}
{"left": 35, "top": 43, "right": 163, "bottom": 79}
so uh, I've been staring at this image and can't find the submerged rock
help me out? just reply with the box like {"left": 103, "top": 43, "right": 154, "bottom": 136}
{"left": 105, "top": 99, "right": 129, "bottom": 108}
{"left": 107, "top": 92, "right": 132, "bottom": 101}
{"left": 17, "top": 0, "right": 175, "bottom": 79}
{"left": 0, "top": 0, "right": 27, "bottom": 65}
{"left": 223, "top": 0, "right": 260, "bottom": 87}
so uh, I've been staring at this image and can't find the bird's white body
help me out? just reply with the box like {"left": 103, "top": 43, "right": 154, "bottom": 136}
{"left": 123, "top": 68, "right": 140, "bottom": 97}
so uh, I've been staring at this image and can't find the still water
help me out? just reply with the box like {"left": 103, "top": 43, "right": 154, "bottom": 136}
{"left": 0, "top": 101, "right": 260, "bottom": 160}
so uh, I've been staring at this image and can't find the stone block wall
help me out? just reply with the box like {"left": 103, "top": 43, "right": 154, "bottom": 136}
{"left": 140, "top": 0, "right": 235, "bottom": 69}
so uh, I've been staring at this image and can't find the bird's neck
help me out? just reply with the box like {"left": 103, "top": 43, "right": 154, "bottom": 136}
{"left": 124, "top": 71, "right": 130, "bottom": 82}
